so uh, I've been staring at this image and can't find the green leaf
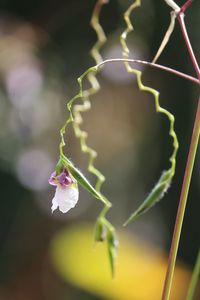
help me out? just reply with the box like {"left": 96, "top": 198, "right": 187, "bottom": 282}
{"left": 61, "top": 155, "right": 109, "bottom": 206}
{"left": 107, "top": 229, "right": 118, "bottom": 277}
{"left": 124, "top": 171, "right": 172, "bottom": 226}
{"left": 55, "top": 159, "right": 65, "bottom": 175}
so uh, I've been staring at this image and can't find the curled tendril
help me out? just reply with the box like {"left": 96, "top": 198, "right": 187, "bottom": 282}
{"left": 71, "top": 0, "right": 108, "bottom": 192}
{"left": 58, "top": 0, "right": 118, "bottom": 276}
{"left": 56, "top": 0, "right": 179, "bottom": 274}
{"left": 120, "top": 0, "right": 179, "bottom": 225}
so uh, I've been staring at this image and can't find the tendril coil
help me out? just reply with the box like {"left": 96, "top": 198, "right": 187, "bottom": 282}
{"left": 120, "top": 0, "right": 179, "bottom": 225}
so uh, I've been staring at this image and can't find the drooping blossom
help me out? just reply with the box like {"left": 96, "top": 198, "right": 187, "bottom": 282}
{"left": 49, "top": 168, "right": 79, "bottom": 213}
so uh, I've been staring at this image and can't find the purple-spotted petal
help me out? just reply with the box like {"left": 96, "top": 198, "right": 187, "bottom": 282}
{"left": 56, "top": 170, "right": 72, "bottom": 186}
{"left": 49, "top": 171, "right": 57, "bottom": 186}
{"left": 49, "top": 169, "right": 73, "bottom": 186}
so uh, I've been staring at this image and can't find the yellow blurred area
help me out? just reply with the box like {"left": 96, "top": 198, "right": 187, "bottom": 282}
{"left": 50, "top": 224, "right": 191, "bottom": 300}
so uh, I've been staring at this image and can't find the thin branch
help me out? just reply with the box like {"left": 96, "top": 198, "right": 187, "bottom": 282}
{"left": 152, "top": 11, "right": 176, "bottom": 64}
{"left": 96, "top": 58, "right": 199, "bottom": 85}
{"left": 164, "top": 0, "right": 180, "bottom": 12}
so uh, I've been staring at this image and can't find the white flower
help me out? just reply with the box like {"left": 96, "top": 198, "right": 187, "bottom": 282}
{"left": 49, "top": 168, "right": 79, "bottom": 213}
{"left": 51, "top": 183, "right": 79, "bottom": 213}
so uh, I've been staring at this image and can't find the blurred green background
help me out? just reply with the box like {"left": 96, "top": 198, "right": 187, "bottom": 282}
{"left": 0, "top": 0, "right": 199, "bottom": 299}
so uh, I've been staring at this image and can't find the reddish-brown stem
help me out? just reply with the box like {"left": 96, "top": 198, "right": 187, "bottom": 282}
{"left": 179, "top": 0, "right": 194, "bottom": 14}
{"left": 97, "top": 58, "right": 199, "bottom": 85}
{"left": 177, "top": 13, "right": 200, "bottom": 80}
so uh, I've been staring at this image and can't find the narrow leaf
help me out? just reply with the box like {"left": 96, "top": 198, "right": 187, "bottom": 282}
{"left": 61, "top": 155, "right": 108, "bottom": 206}
{"left": 124, "top": 171, "right": 171, "bottom": 226}
{"left": 186, "top": 250, "right": 200, "bottom": 300}
{"left": 107, "top": 229, "right": 118, "bottom": 277}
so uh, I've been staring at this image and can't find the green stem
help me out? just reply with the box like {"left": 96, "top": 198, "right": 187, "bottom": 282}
{"left": 161, "top": 2, "right": 200, "bottom": 299}
{"left": 161, "top": 97, "right": 200, "bottom": 300}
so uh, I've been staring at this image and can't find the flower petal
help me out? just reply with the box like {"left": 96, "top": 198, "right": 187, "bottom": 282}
{"left": 51, "top": 195, "right": 59, "bottom": 213}
{"left": 49, "top": 169, "right": 73, "bottom": 186}
{"left": 53, "top": 184, "right": 79, "bottom": 213}
{"left": 49, "top": 171, "right": 57, "bottom": 186}
{"left": 57, "top": 170, "right": 72, "bottom": 186}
